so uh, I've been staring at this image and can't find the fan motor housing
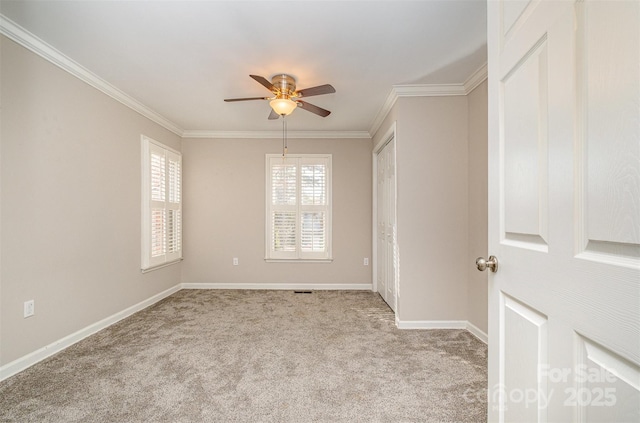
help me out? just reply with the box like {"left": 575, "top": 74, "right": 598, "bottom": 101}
{"left": 272, "top": 74, "right": 296, "bottom": 97}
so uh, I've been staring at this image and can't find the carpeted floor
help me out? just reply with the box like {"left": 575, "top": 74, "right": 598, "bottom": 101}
{"left": 0, "top": 290, "right": 487, "bottom": 422}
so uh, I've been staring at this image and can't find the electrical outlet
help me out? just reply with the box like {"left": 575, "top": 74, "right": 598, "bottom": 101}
{"left": 24, "top": 300, "right": 35, "bottom": 318}
{"left": 233, "top": 257, "right": 239, "bottom": 266}
{"left": 364, "top": 258, "right": 369, "bottom": 266}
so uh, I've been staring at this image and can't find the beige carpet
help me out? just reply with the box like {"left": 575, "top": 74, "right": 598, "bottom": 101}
{"left": 0, "top": 290, "right": 487, "bottom": 422}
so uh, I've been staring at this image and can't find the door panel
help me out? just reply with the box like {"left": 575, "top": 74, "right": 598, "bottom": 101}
{"left": 576, "top": 336, "right": 640, "bottom": 422}
{"left": 577, "top": 0, "right": 640, "bottom": 263}
{"left": 488, "top": 0, "right": 640, "bottom": 421}
{"left": 502, "top": 294, "right": 548, "bottom": 422}
{"left": 502, "top": 36, "right": 549, "bottom": 249}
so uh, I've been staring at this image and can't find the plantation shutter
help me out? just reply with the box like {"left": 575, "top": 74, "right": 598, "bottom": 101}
{"left": 150, "top": 151, "right": 166, "bottom": 260}
{"left": 300, "top": 162, "right": 327, "bottom": 255}
{"left": 266, "top": 154, "right": 331, "bottom": 261}
{"left": 271, "top": 162, "right": 297, "bottom": 254}
{"left": 167, "top": 155, "right": 182, "bottom": 257}
{"left": 142, "top": 136, "right": 182, "bottom": 270}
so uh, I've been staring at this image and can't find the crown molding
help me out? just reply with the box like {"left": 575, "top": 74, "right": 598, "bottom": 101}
{"left": 0, "top": 14, "right": 184, "bottom": 136}
{"left": 368, "top": 62, "right": 488, "bottom": 137}
{"left": 368, "top": 90, "right": 399, "bottom": 140}
{"left": 182, "top": 130, "right": 371, "bottom": 139}
{"left": 393, "top": 83, "right": 468, "bottom": 97}
{"left": 463, "top": 63, "right": 488, "bottom": 93}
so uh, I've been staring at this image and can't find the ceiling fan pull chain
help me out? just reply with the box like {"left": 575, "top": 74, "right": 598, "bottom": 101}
{"left": 282, "top": 116, "right": 287, "bottom": 158}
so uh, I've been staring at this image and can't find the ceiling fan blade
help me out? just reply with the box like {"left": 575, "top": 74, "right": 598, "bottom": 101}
{"left": 296, "top": 84, "right": 336, "bottom": 98}
{"left": 250, "top": 75, "right": 276, "bottom": 92}
{"left": 297, "top": 100, "right": 331, "bottom": 117}
{"left": 268, "top": 109, "right": 280, "bottom": 120}
{"left": 224, "top": 97, "right": 270, "bottom": 102}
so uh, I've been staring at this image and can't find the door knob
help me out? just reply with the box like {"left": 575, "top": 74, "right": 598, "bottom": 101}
{"left": 476, "top": 256, "right": 498, "bottom": 273}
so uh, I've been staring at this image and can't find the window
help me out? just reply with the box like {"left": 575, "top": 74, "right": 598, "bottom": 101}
{"left": 141, "top": 136, "right": 182, "bottom": 271}
{"left": 266, "top": 154, "right": 332, "bottom": 261}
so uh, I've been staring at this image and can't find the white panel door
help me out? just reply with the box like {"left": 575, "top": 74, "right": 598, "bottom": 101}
{"left": 487, "top": 1, "right": 640, "bottom": 422}
{"left": 385, "top": 138, "right": 397, "bottom": 311}
{"left": 377, "top": 147, "right": 388, "bottom": 304}
{"left": 376, "top": 138, "right": 397, "bottom": 312}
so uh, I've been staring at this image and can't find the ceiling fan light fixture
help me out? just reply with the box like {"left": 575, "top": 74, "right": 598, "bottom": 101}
{"left": 225, "top": 74, "right": 334, "bottom": 119}
{"left": 270, "top": 98, "right": 297, "bottom": 116}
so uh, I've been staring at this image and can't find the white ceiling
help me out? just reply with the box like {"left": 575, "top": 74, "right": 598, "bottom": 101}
{"left": 1, "top": 0, "right": 487, "bottom": 135}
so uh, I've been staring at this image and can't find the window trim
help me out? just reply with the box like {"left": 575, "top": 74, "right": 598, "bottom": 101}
{"left": 141, "top": 135, "right": 182, "bottom": 271}
{"left": 265, "top": 153, "right": 332, "bottom": 262}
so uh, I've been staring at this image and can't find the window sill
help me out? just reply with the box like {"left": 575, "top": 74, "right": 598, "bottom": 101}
{"left": 264, "top": 258, "right": 334, "bottom": 264}
{"left": 141, "top": 258, "right": 183, "bottom": 273}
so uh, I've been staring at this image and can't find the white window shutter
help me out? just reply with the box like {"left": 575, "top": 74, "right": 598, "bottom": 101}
{"left": 266, "top": 154, "right": 331, "bottom": 261}
{"left": 142, "top": 136, "right": 182, "bottom": 270}
{"left": 301, "top": 164, "right": 326, "bottom": 206}
{"left": 168, "top": 158, "right": 181, "bottom": 203}
{"left": 165, "top": 152, "right": 182, "bottom": 262}
{"left": 301, "top": 211, "right": 326, "bottom": 252}
{"left": 151, "top": 152, "right": 166, "bottom": 202}
{"left": 271, "top": 164, "right": 297, "bottom": 206}
{"left": 272, "top": 211, "right": 297, "bottom": 252}
{"left": 167, "top": 209, "right": 181, "bottom": 254}
{"left": 151, "top": 208, "right": 166, "bottom": 258}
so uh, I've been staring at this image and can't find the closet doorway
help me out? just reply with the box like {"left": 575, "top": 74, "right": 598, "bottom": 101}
{"left": 374, "top": 131, "right": 397, "bottom": 313}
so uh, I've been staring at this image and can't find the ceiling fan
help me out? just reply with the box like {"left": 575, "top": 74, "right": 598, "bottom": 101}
{"left": 224, "top": 74, "right": 336, "bottom": 119}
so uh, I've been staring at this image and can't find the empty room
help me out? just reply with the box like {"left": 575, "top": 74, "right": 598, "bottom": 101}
{"left": 1, "top": 1, "right": 638, "bottom": 422}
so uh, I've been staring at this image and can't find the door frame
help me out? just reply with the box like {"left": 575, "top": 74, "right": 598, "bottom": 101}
{"left": 372, "top": 121, "right": 398, "bottom": 313}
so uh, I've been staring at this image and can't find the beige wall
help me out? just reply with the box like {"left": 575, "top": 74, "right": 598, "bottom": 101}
{"left": 0, "top": 36, "right": 182, "bottom": 365}
{"left": 181, "top": 137, "right": 372, "bottom": 287}
{"left": 395, "top": 96, "right": 470, "bottom": 322}
{"left": 467, "top": 80, "right": 488, "bottom": 334}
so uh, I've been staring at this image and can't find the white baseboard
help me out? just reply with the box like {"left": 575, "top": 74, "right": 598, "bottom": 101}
{"left": 465, "top": 321, "right": 488, "bottom": 344}
{"left": 396, "top": 319, "right": 488, "bottom": 344}
{"left": 0, "top": 283, "right": 181, "bottom": 382}
{"left": 181, "top": 282, "right": 373, "bottom": 291}
{"left": 396, "top": 320, "right": 468, "bottom": 330}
